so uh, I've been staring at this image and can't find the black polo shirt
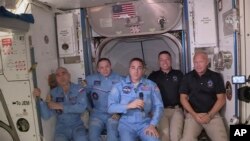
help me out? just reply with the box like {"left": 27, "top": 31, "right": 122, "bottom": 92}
{"left": 148, "top": 69, "right": 183, "bottom": 108}
{"left": 179, "top": 69, "right": 226, "bottom": 113}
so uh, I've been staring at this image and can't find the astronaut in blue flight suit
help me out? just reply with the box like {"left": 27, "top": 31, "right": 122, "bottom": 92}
{"left": 86, "top": 58, "right": 123, "bottom": 141}
{"left": 33, "top": 67, "right": 88, "bottom": 141}
{"left": 108, "top": 58, "right": 164, "bottom": 141}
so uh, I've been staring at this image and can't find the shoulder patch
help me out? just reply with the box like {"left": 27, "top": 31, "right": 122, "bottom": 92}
{"left": 154, "top": 86, "right": 160, "bottom": 92}
{"left": 78, "top": 88, "right": 85, "bottom": 93}
{"left": 94, "top": 80, "right": 101, "bottom": 86}
{"left": 141, "top": 85, "right": 150, "bottom": 91}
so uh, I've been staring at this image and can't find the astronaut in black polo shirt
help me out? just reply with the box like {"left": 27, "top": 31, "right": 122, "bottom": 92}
{"left": 148, "top": 51, "right": 184, "bottom": 141}
{"left": 179, "top": 51, "right": 228, "bottom": 141}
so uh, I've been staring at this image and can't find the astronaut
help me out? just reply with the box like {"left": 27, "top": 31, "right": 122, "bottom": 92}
{"left": 86, "top": 58, "right": 123, "bottom": 141}
{"left": 108, "top": 58, "right": 164, "bottom": 141}
{"left": 33, "top": 67, "right": 88, "bottom": 141}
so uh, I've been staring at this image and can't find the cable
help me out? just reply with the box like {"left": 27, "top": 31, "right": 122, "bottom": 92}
{"left": 0, "top": 89, "right": 20, "bottom": 141}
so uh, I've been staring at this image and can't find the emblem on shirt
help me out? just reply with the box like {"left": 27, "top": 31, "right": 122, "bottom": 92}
{"left": 69, "top": 96, "right": 77, "bottom": 104}
{"left": 207, "top": 80, "right": 214, "bottom": 88}
{"left": 94, "top": 80, "right": 101, "bottom": 86}
{"left": 56, "top": 97, "right": 64, "bottom": 102}
{"left": 154, "top": 86, "right": 160, "bottom": 92}
{"left": 78, "top": 88, "right": 85, "bottom": 93}
{"left": 172, "top": 76, "right": 178, "bottom": 82}
{"left": 141, "top": 85, "right": 150, "bottom": 91}
{"left": 122, "top": 86, "right": 131, "bottom": 94}
{"left": 92, "top": 92, "right": 99, "bottom": 100}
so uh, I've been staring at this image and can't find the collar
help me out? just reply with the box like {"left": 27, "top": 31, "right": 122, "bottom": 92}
{"left": 125, "top": 75, "right": 145, "bottom": 85}
{"left": 57, "top": 82, "right": 74, "bottom": 95}
{"left": 97, "top": 71, "right": 114, "bottom": 79}
{"left": 192, "top": 69, "right": 211, "bottom": 78}
{"left": 160, "top": 69, "right": 173, "bottom": 75}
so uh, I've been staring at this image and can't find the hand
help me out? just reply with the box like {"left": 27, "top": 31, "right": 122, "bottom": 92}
{"left": 144, "top": 125, "right": 159, "bottom": 138}
{"left": 111, "top": 114, "right": 121, "bottom": 120}
{"left": 48, "top": 102, "right": 63, "bottom": 110}
{"left": 45, "top": 94, "right": 52, "bottom": 102}
{"left": 127, "top": 99, "right": 144, "bottom": 110}
{"left": 33, "top": 88, "right": 41, "bottom": 97}
{"left": 194, "top": 113, "right": 211, "bottom": 124}
{"left": 200, "top": 113, "right": 212, "bottom": 124}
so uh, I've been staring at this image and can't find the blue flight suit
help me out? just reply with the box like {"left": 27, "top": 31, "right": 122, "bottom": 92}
{"left": 108, "top": 76, "right": 164, "bottom": 141}
{"left": 39, "top": 83, "right": 88, "bottom": 141}
{"left": 86, "top": 72, "right": 123, "bottom": 141}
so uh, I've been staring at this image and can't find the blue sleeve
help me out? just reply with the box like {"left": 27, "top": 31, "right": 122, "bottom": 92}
{"left": 39, "top": 100, "right": 54, "bottom": 120}
{"left": 150, "top": 84, "right": 164, "bottom": 126}
{"left": 108, "top": 85, "right": 127, "bottom": 114}
{"left": 63, "top": 90, "right": 87, "bottom": 113}
{"left": 86, "top": 88, "right": 93, "bottom": 111}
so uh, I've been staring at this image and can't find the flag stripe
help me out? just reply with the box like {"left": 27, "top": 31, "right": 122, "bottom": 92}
{"left": 113, "top": 3, "right": 135, "bottom": 19}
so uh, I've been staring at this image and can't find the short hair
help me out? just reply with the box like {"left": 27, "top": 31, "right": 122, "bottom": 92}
{"left": 56, "top": 67, "right": 69, "bottom": 74}
{"left": 158, "top": 51, "right": 171, "bottom": 58}
{"left": 97, "top": 58, "right": 111, "bottom": 67}
{"left": 129, "top": 58, "right": 145, "bottom": 67}
{"left": 193, "top": 51, "right": 208, "bottom": 60}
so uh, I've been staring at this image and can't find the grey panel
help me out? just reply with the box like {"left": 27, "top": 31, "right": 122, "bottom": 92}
{"left": 88, "top": 1, "right": 182, "bottom": 37}
{"left": 0, "top": 17, "right": 29, "bottom": 32}
{"left": 97, "top": 33, "right": 182, "bottom": 76}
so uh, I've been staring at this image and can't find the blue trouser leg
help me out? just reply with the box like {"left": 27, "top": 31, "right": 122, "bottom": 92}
{"left": 55, "top": 124, "right": 70, "bottom": 141}
{"left": 55, "top": 134, "right": 68, "bottom": 141}
{"left": 118, "top": 121, "right": 160, "bottom": 141}
{"left": 73, "top": 124, "right": 88, "bottom": 141}
{"left": 55, "top": 123, "right": 88, "bottom": 141}
{"left": 89, "top": 117, "right": 104, "bottom": 141}
{"left": 118, "top": 122, "right": 137, "bottom": 141}
{"left": 107, "top": 117, "right": 119, "bottom": 141}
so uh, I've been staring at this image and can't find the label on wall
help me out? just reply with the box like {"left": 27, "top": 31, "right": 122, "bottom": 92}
{"left": 193, "top": 0, "right": 217, "bottom": 47}
{"left": 0, "top": 35, "right": 29, "bottom": 81}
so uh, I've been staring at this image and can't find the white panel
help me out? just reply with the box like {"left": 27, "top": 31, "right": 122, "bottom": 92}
{"left": 0, "top": 34, "right": 29, "bottom": 81}
{"left": 56, "top": 13, "right": 78, "bottom": 57}
{"left": 0, "top": 1, "right": 59, "bottom": 141}
{"left": 240, "top": 0, "right": 250, "bottom": 124}
{"left": 193, "top": 0, "right": 217, "bottom": 47}
{"left": 0, "top": 78, "right": 39, "bottom": 141}
{"left": 0, "top": 38, "right": 2, "bottom": 74}
{"left": 245, "top": 1, "right": 250, "bottom": 73}
{"left": 59, "top": 9, "right": 86, "bottom": 83}
{"left": 216, "top": 0, "right": 235, "bottom": 127}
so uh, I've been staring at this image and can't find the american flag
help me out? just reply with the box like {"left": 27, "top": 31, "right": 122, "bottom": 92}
{"left": 112, "top": 3, "right": 136, "bottom": 19}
